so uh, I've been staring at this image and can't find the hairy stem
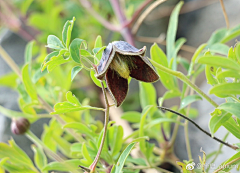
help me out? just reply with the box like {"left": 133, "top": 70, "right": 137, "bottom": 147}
{"left": 149, "top": 59, "right": 219, "bottom": 108}
{"left": 158, "top": 106, "right": 238, "bottom": 150}
{"left": 89, "top": 81, "right": 110, "bottom": 172}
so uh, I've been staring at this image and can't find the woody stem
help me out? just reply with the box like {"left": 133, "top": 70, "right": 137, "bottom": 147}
{"left": 89, "top": 81, "right": 110, "bottom": 172}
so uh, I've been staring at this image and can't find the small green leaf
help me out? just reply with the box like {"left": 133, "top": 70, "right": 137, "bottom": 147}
{"left": 209, "top": 43, "right": 229, "bottom": 55}
{"left": 207, "top": 28, "right": 227, "bottom": 46}
{"left": 70, "top": 38, "right": 87, "bottom": 63}
{"left": 94, "top": 35, "right": 102, "bottom": 48}
{"left": 82, "top": 143, "right": 92, "bottom": 163}
{"left": 52, "top": 102, "right": 102, "bottom": 115}
{"left": 108, "top": 125, "right": 123, "bottom": 156}
{"left": 22, "top": 64, "right": 38, "bottom": 101}
{"left": 63, "top": 122, "right": 96, "bottom": 138}
{"left": 205, "top": 65, "right": 218, "bottom": 86}
{"left": 150, "top": 43, "right": 176, "bottom": 90}
{"left": 166, "top": 1, "right": 184, "bottom": 64}
{"left": 139, "top": 82, "right": 156, "bottom": 109}
{"left": 24, "top": 41, "right": 34, "bottom": 66}
{"left": 31, "top": 145, "right": 47, "bottom": 173}
{"left": 0, "top": 73, "right": 18, "bottom": 88}
{"left": 111, "top": 143, "right": 136, "bottom": 173}
{"left": 71, "top": 66, "right": 82, "bottom": 81}
{"left": 46, "top": 35, "right": 65, "bottom": 50}
{"left": 209, "top": 110, "right": 231, "bottom": 135}
{"left": 121, "top": 111, "right": 141, "bottom": 123}
{"left": 139, "top": 105, "right": 153, "bottom": 155}
{"left": 198, "top": 55, "right": 240, "bottom": 72}
{"left": 21, "top": 0, "right": 34, "bottom": 15}
{"left": 52, "top": 134, "right": 71, "bottom": 158}
{"left": 220, "top": 24, "right": 240, "bottom": 44}
{"left": 218, "top": 102, "right": 240, "bottom": 119}
{"left": 43, "top": 159, "right": 80, "bottom": 171}
{"left": 62, "top": 17, "right": 75, "bottom": 48}
{"left": 235, "top": 43, "right": 240, "bottom": 62}
{"left": 180, "top": 95, "right": 202, "bottom": 109}
{"left": 209, "top": 83, "right": 240, "bottom": 96}
{"left": 216, "top": 70, "right": 240, "bottom": 79}
{"left": 218, "top": 152, "right": 240, "bottom": 172}
{"left": 90, "top": 70, "right": 107, "bottom": 88}
{"left": 223, "top": 117, "right": 240, "bottom": 139}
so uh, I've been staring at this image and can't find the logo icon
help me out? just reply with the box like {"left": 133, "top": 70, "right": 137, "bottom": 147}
{"left": 186, "top": 162, "right": 195, "bottom": 170}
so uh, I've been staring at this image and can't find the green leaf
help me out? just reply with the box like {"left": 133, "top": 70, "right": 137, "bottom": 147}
{"left": 209, "top": 110, "right": 231, "bottom": 135}
{"left": 220, "top": 24, "right": 240, "bottom": 44}
{"left": 111, "top": 143, "right": 136, "bottom": 173}
{"left": 22, "top": 64, "right": 38, "bottom": 101}
{"left": 218, "top": 152, "right": 240, "bottom": 172}
{"left": 180, "top": 95, "right": 202, "bottom": 109}
{"left": 43, "top": 159, "right": 80, "bottom": 171}
{"left": 205, "top": 65, "right": 218, "bottom": 86}
{"left": 90, "top": 70, "right": 107, "bottom": 88}
{"left": 52, "top": 102, "right": 102, "bottom": 115}
{"left": 31, "top": 145, "right": 47, "bottom": 173}
{"left": 218, "top": 102, "right": 240, "bottom": 119}
{"left": 71, "top": 66, "right": 82, "bottom": 81}
{"left": 121, "top": 111, "right": 141, "bottom": 123}
{"left": 66, "top": 91, "right": 81, "bottom": 106}
{"left": 209, "top": 43, "right": 229, "bottom": 55}
{"left": 62, "top": 17, "right": 75, "bottom": 48}
{"left": 139, "top": 82, "right": 156, "bottom": 109}
{"left": 207, "top": 28, "right": 228, "bottom": 46}
{"left": 92, "top": 46, "right": 106, "bottom": 63}
{"left": 188, "top": 43, "right": 207, "bottom": 76}
{"left": 45, "top": 54, "right": 71, "bottom": 72}
{"left": 209, "top": 83, "right": 240, "bottom": 96}
{"left": 236, "top": 43, "right": 240, "bottom": 62}
{"left": 52, "top": 134, "right": 71, "bottom": 158}
{"left": 139, "top": 105, "right": 153, "bottom": 155}
{"left": 46, "top": 35, "right": 65, "bottom": 50}
{"left": 198, "top": 55, "right": 240, "bottom": 72}
{"left": 32, "top": 68, "right": 47, "bottom": 83}
{"left": 166, "top": 1, "right": 184, "bottom": 69}
{"left": 216, "top": 70, "right": 240, "bottom": 79}
{"left": 0, "top": 73, "right": 18, "bottom": 88}
{"left": 82, "top": 143, "right": 92, "bottom": 163}
{"left": 158, "top": 89, "right": 181, "bottom": 106}
{"left": 175, "top": 37, "right": 186, "bottom": 55}
{"left": 150, "top": 43, "right": 176, "bottom": 90}
{"left": 24, "top": 41, "right": 34, "bottom": 68}
{"left": 20, "top": 0, "right": 34, "bottom": 15}
{"left": 223, "top": 117, "right": 240, "bottom": 139}
{"left": 43, "top": 51, "right": 59, "bottom": 64}
{"left": 63, "top": 122, "right": 96, "bottom": 138}
{"left": 108, "top": 125, "right": 123, "bottom": 156}
{"left": 69, "top": 38, "right": 87, "bottom": 63}
{"left": 94, "top": 35, "right": 102, "bottom": 48}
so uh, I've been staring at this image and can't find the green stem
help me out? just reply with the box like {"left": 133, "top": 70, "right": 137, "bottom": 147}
{"left": 213, "top": 156, "right": 240, "bottom": 173}
{"left": 149, "top": 59, "right": 218, "bottom": 108}
{"left": 89, "top": 81, "right": 110, "bottom": 172}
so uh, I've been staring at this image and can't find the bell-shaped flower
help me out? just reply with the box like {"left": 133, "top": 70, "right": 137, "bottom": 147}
{"left": 95, "top": 41, "right": 159, "bottom": 107}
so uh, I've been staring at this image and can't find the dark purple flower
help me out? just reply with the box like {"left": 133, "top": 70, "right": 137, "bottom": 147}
{"left": 11, "top": 118, "right": 30, "bottom": 135}
{"left": 95, "top": 41, "right": 159, "bottom": 107}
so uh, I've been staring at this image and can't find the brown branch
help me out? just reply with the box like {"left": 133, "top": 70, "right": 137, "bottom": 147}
{"left": 132, "top": 0, "right": 167, "bottom": 35}
{"left": 213, "top": 157, "right": 240, "bottom": 173}
{"left": 220, "top": 0, "right": 229, "bottom": 29}
{"left": 123, "top": 0, "right": 153, "bottom": 28}
{"left": 158, "top": 106, "right": 238, "bottom": 151}
{"left": 78, "top": 0, "right": 120, "bottom": 31}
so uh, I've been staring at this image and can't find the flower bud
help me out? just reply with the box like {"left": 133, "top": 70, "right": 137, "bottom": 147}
{"left": 11, "top": 118, "right": 30, "bottom": 135}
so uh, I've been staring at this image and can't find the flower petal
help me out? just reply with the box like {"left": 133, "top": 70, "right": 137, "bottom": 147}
{"left": 130, "top": 56, "right": 159, "bottom": 82}
{"left": 96, "top": 43, "right": 113, "bottom": 80}
{"left": 113, "top": 41, "right": 146, "bottom": 55}
{"left": 105, "top": 68, "right": 128, "bottom": 107}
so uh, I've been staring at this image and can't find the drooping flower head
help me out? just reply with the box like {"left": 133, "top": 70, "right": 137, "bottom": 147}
{"left": 95, "top": 41, "right": 159, "bottom": 107}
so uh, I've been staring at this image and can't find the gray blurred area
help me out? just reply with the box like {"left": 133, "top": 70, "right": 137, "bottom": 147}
{"left": 0, "top": 0, "right": 240, "bottom": 172}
